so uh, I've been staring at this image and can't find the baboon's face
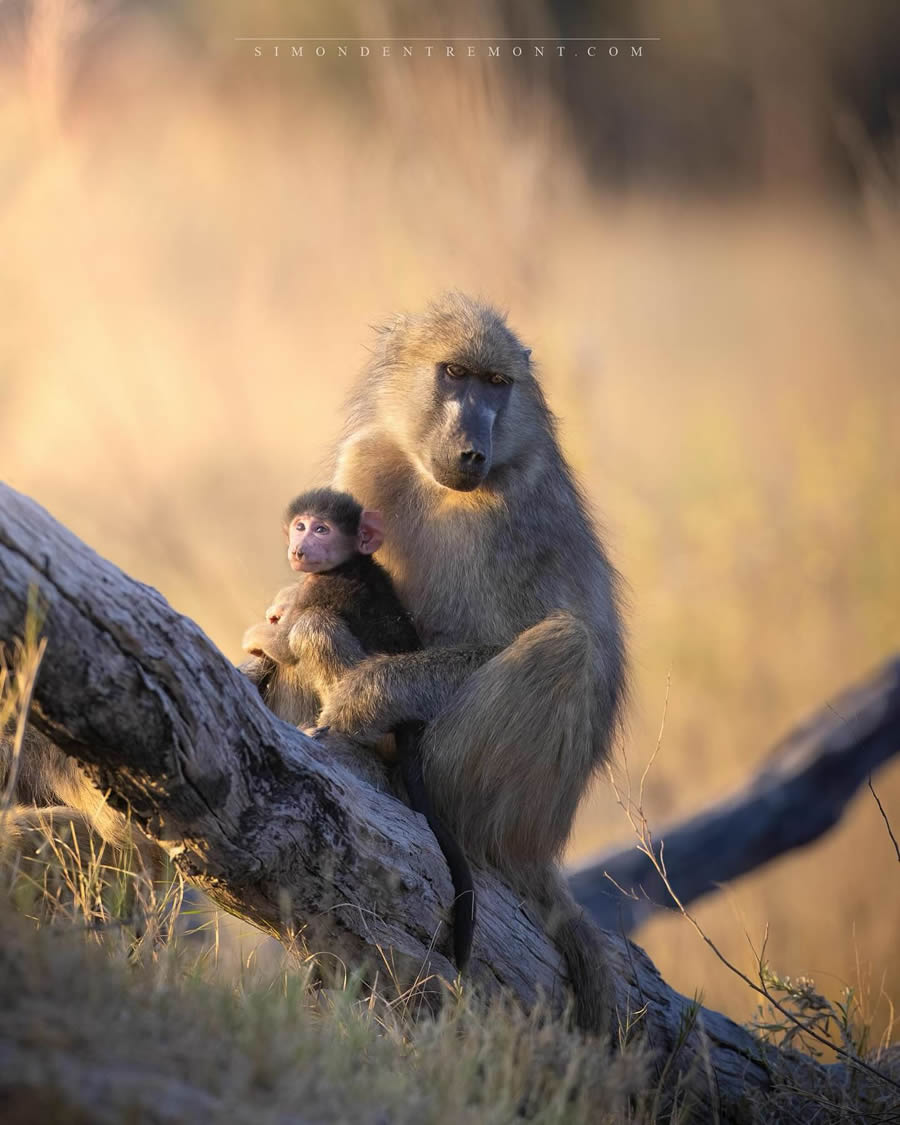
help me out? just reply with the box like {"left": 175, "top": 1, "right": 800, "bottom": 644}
{"left": 381, "top": 296, "right": 533, "bottom": 493}
{"left": 286, "top": 512, "right": 358, "bottom": 573}
{"left": 422, "top": 362, "right": 514, "bottom": 491}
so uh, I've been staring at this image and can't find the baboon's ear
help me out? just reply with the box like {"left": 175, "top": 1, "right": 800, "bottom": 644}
{"left": 357, "top": 510, "right": 385, "bottom": 555}
{"left": 523, "top": 348, "right": 532, "bottom": 361}
{"left": 374, "top": 314, "right": 407, "bottom": 337}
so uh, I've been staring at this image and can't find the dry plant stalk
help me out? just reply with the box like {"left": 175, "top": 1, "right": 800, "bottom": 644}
{"left": 606, "top": 679, "right": 900, "bottom": 1099}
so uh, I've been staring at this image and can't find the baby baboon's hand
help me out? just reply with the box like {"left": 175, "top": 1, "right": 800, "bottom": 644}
{"left": 265, "top": 584, "right": 303, "bottom": 626}
{"left": 241, "top": 621, "right": 293, "bottom": 665}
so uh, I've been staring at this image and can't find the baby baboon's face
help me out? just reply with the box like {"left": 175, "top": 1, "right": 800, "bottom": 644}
{"left": 284, "top": 506, "right": 383, "bottom": 573}
{"left": 286, "top": 512, "right": 357, "bottom": 573}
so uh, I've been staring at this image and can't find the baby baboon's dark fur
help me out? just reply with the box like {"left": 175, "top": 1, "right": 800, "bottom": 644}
{"left": 244, "top": 488, "right": 476, "bottom": 970}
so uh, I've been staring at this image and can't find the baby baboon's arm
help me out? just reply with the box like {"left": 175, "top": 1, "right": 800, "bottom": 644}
{"left": 240, "top": 584, "right": 304, "bottom": 676}
{"left": 240, "top": 582, "right": 309, "bottom": 694}
{"left": 316, "top": 644, "right": 501, "bottom": 744}
{"left": 243, "top": 600, "right": 368, "bottom": 699}
{"left": 264, "top": 584, "right": 304, "bottom": 623}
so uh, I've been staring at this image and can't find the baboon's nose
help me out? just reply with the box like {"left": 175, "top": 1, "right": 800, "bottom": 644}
{"left": 460, "top": 449, "right": 486, "bottom": 465}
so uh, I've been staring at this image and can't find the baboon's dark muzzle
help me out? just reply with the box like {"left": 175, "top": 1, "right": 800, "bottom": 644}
{"left": 430, "top": 438, "right": 492, "bottom": 491}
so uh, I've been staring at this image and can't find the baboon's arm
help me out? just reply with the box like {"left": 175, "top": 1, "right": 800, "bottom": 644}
{"left": 316, "top": 644, "right": 501, "bottom": 743}
{"left": 286, "top": 607, "right": 369, "bottom": 696}
{"left": 243, "top": 605, "right": 368, "bottom": 700}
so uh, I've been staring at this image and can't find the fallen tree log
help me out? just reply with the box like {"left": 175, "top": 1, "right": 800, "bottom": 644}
{"left": 574, "top": 658, "right": 900, "bottom": 933}
{"left": 0, "top": 481, "right": 895, "bottom": 1120}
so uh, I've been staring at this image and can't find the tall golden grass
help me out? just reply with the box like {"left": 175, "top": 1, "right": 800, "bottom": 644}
{"left": 1, "top": 4, "right": 898, "bottom": 1040}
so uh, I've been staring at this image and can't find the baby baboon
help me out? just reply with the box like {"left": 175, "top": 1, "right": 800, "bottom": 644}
{"left": 241, "top": 487, "right": 415, "bottom": 729}
{"left": 242, "top": 487, "right": 476, "bottom": 970}
{"left": 309, "top": 292, "right": 627, "bottom": 1034}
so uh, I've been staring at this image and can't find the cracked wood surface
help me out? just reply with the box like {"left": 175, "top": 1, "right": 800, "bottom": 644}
{"left": 1, "top": 481, "right": 878, "bottom": 1118}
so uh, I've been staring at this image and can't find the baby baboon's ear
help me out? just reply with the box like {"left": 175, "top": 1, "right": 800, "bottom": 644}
{"left": 357, "top": 510, "right": 385, "bottom": 555}
{"left": 522, "top": 347, "right": 532, "bottom": 361}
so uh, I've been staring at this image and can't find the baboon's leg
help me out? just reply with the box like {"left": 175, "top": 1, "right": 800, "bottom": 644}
{"left": 315, "top": 612, "right": 598, "bottom": 861}
{"left": 2, "top": 804, "right": 159, "bottom": 874}
{"left": 422, "top": 612, "right": 596, "bottom": 867}
{"left": 244, "top": 609, "right": 367, "bottom": 700}
{"left": 1, "top": 805, "right": 99, "bottom": 862}
{"left": 2, "top": 727, "right": 163, "bottom": 874}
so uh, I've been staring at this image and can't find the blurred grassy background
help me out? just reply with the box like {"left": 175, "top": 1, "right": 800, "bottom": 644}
{"left": 1, "top": 0, "right": 898, "bottom": 1039}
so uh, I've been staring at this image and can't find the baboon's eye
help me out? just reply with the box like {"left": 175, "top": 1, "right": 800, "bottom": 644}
{"left": 445, "top": 363, "right": 468, "bottom": 379}
{"left": 489, "top": 373, "right": 511, "bottom": 386}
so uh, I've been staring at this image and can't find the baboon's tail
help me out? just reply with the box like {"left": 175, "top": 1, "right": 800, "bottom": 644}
{"left": 553, "top": 909, "right": 613, "bottom": 1036}
{"left": 530, "top": 867, "right": 613, "bottom": 1037}
{"left": 395, "top": 722, "right": 476, "bottom": 971}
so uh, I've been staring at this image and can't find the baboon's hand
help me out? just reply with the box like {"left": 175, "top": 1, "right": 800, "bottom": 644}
{"left": 241, "top": 621, "right": 294, "bottom": 665}
{"left": 264, "top": 584, "right": 303, "bottom": 626}
{"left": 316, "top": 658, "right": 402, "bottom": 744}
{"left": 266, "top": 602, "right": 289, "bottom": 625}
{"left": 317, "top": 646, "right": 501, "bottom": 743}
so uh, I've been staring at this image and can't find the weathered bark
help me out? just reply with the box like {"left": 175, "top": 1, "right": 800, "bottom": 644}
{"left": 0, "top": 482, "right": 893, "bottom": 1118}
{"left": 573, "top": 658, "right": 900, "bottom": 932}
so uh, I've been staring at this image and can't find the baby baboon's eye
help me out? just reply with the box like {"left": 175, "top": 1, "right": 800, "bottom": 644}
{"left": 445, "top": 363, "right": 468, "bottom": 379}
{"left": 489, "top": 373, "right": 510, "bottom": 386}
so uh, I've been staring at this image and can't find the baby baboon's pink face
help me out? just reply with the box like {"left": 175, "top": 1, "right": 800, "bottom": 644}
{"left": 286, "top": 514, "right": 356, "bottom": 574}
{"left": 285, "top": 508, "right": 385, "bottom": 573}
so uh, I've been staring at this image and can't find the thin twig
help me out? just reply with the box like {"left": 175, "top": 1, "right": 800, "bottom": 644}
{"left": 867, "top": 775, "right": 900, "bottom": 863}
{"left": 608, "top": 720, "right": 900, "bottom": 1097}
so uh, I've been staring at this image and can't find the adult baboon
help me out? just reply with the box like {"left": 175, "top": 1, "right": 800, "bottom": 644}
{"left": 310, "top": 291, "right": 627, "bottom": 1032}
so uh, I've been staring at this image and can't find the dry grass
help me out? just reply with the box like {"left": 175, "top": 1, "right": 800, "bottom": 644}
{"left": 1, "top": 870, "right": 656, "bottom": 1125}
{"left": 3, "top": 641, "right": 897, "bottom": 1121}
{"left": 1, "top": 0, "right": 899, "bottom": 1064}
